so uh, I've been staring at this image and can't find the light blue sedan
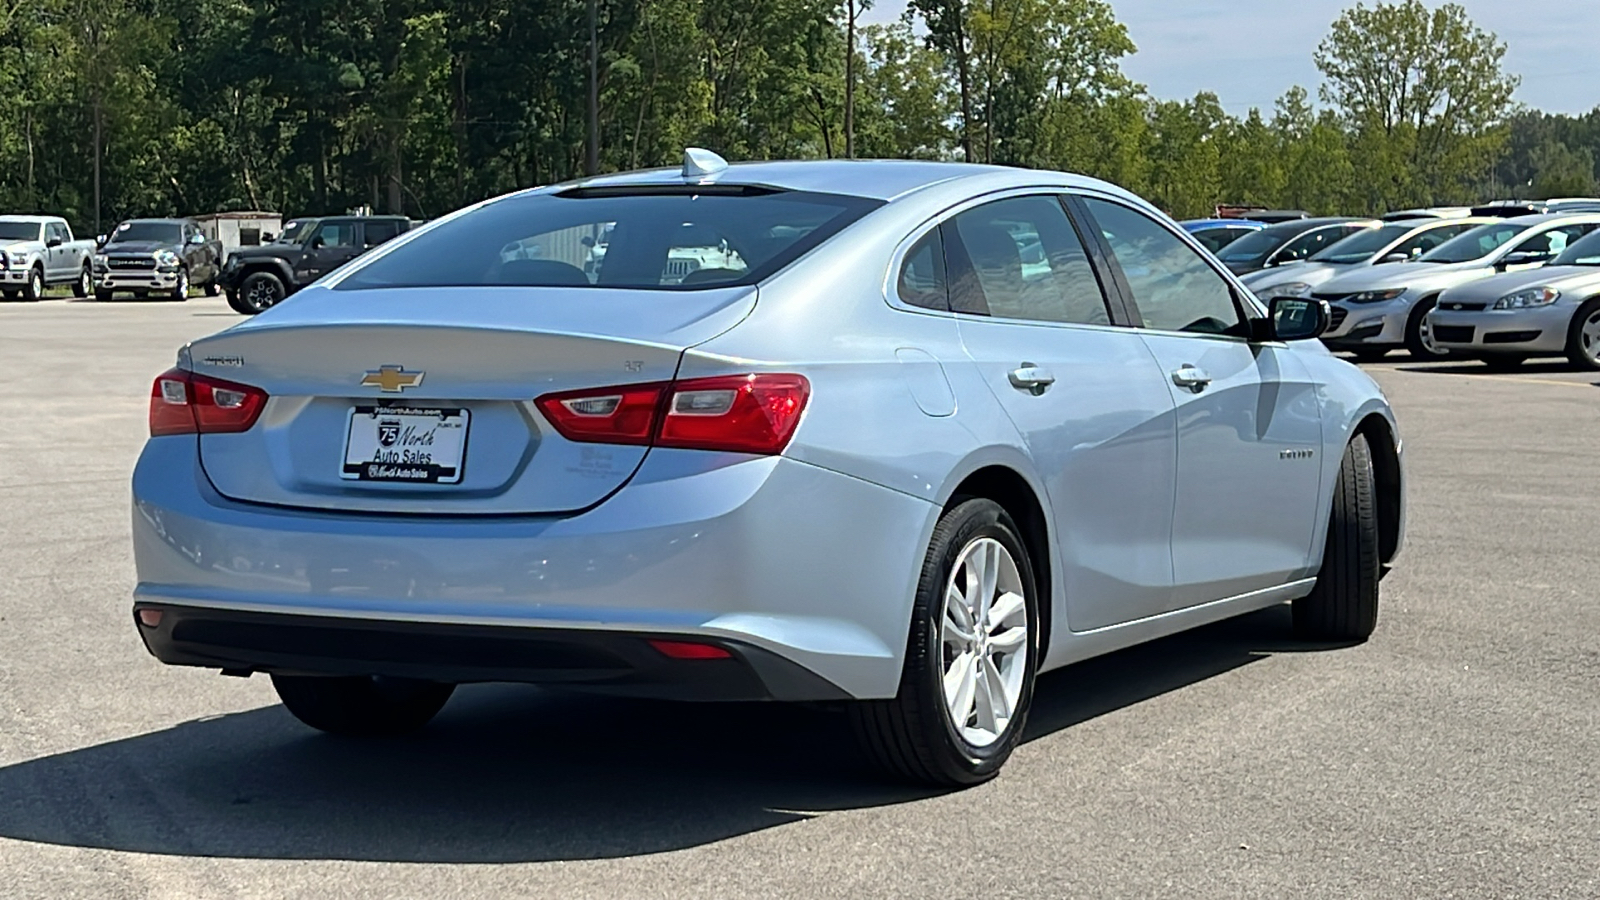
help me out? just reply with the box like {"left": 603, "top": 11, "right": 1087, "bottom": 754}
{"left": 130, "top": 152, "right": 1405, "bottom": 785}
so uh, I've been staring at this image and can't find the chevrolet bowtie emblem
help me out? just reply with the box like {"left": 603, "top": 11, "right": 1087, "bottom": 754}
{"left": 360, "top": 365, "right": 424, "bottom": 393}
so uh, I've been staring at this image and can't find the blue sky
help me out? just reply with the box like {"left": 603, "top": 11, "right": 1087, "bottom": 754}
{"left": 861, "top": 0, "right": 1600, "bottom": 115}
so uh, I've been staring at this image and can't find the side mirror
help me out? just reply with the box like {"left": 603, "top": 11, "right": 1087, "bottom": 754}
{"left": 261, "top": 233, "right": 275, "bottom": 243}
{"left": 1500, "top": 250, "right": 1550, "bottom": 270}
{"left": 1261, "top": 297, "right": 1330, "bottom": 342}
{"left": 309, "top": 237, "right": 325, "bottom": 250}
{"left": 189, "top": 233, "right": 207, "bottom": 245}
{"left": 1378, "top": 252, "right": 1409, "bottom": 264}
{"left": 95, "top": 234, "right": 107, "bottom": 247}
{"left": 46, "top": 236, "right": 62, "bottom": 248}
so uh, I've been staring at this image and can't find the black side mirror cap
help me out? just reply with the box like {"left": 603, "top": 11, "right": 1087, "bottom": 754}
{"left": 1263, "top": 296, "right": 1331, "bottom": 342}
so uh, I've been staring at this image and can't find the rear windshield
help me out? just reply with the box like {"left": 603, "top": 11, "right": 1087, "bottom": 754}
{"left": 0, "top": 222, "right": 41, "bottom": 241}
{"left": 336, "top": 188, "right": 882, "bottom": 291}
{"left": 1419, "top": 222, "right": 1526, "bottom": 263}
{"left": 108, "top": 222, "right": 182, "bottom": 244}
{"left": 1310, "top": 224, "right": 1412, "bottom": 264}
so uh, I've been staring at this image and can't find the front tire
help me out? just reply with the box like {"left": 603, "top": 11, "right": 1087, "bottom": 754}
{"left": 94, "top": 288, "right": 114, "bottom": 302}
{"left": 1405, "top": 299, "right": 1447, "bottom": 360}
{"left": 1564, "top": 298, "right": 1600, "bottom": 370}
{"left": 169, "top": 267, "right": 189, "bottom": 301}
{"left": 73, "top": 265, "right": 91, "bottom": 298}
{"left": 238, "top": 271, "right": 286, "bottom": 313}
{"left": 271, "top": 674, "right": 454, "bottom": 736}
{"left": 851, "top": 498, "right": 1038, "bottom": 786}
{"left": 22, "top": 266, "right": 43, "bottom": 301}
{"left": 1294, "top": 434, "right": 1380, "bottom": 642}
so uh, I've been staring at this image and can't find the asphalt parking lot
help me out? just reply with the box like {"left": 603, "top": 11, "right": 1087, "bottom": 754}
{"left": 2, "top": 296, "right": 1596, "bottom": 899}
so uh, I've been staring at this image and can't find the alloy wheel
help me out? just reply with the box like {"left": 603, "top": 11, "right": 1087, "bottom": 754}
{"left": 29, "top": 270, "right": 42, "bottom": 298}
{"left": 79, "top": 269, "right": 90, "bottom": 296}
{"left": 940, "top": 537, "right": 1029, "bottom": 748}
{"left": 246, "top": 280, "right": 280, "bottom": 311}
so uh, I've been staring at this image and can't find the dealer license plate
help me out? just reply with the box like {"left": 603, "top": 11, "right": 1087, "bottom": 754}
{"left": 341, "top": 405, "right": 469, "bottom": 484}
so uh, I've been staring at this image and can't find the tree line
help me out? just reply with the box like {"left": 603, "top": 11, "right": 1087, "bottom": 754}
{"left": 0, "top": 0, "right": 1591, "bottom": 234}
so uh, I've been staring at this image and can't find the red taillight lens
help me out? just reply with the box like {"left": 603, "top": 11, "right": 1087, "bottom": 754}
{"left": 148, "top": 368, "right": 269, "bottom": 436}
{"left": 534, "top": 382, "right": 668, "bottom": 445}
{"left": 657, "top": 374, "right": 810, "bottom": 454}
{"left": 647, "top": 639, "right": 734, "bottom": 660}
{"left": 534, "top": 374, "right": 810, "bottom": 455}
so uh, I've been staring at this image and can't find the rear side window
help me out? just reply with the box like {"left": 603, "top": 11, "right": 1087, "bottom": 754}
{"left": 338, "top": 189, "right": 881, "bottom": 291}
{"left": 363, "top": 220, "right": 403, "bottom": 247}
{"left": 897, "top": 230, "right": 948, "bottom": 310}
{"left": 946, "top": 195, "right": 1110, "bottom": 326}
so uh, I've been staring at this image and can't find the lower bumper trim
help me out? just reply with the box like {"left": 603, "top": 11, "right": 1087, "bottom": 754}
{"left": 133, "top": 603, "right": 852, "bottom": 702}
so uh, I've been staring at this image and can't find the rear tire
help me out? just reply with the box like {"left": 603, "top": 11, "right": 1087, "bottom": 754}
{"left": 851, "top": 498, "right": 1038, "bottom": 786}
{"left": 1564, "top": 298, "right": 1600, "bottom": 371}
{"left": 1294, "top": 434, "right": 1380, "bottom": 642}
{"left": 73, "top": 265, "right": 91, "bottom": 298}
{"left": 1405, "top": 298, "right": 1446, "bottom": 360}
{"left": 271, "top": 674, "right": 454, "bottom": 737}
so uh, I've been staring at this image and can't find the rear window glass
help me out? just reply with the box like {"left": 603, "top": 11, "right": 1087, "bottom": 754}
{"left": 337, "top": 189, "right": 882, "bottom": 291}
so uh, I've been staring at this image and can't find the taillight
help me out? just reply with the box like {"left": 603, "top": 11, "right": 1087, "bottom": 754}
{"left": 148, "top": 367, "right": 269, "bottom": 436}
{"left": 657, "top": 374, "right": 809, "bottom": 454}
{"left": 534, "top": 373, "right": 809, "bottom": 455}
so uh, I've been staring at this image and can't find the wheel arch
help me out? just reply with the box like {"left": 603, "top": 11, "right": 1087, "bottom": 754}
{"left": 944, "top": 464, "right": 1054, "bottom": 660}
{"left": 1353, "top": 412, "right": 1403, "bottom": 566}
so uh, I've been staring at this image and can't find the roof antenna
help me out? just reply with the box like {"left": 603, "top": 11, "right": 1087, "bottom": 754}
{"left": 682, "top": 147, "right": 729, "bottom": 182}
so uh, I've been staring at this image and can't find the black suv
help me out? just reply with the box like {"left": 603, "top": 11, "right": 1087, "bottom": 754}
{"left": 220, "top": 215, "right": 412, "bottom": 314}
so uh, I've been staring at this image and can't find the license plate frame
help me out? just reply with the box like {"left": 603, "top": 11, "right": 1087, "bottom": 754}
{"left": 341, "top": 404, "right": 470, "bottom": 484}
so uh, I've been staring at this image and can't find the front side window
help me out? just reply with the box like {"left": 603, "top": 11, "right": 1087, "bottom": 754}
{"left": 1508, "top": 224, "right": 1597, "bottom": 260}
{"left": 1392, "top": 223, "right": 1474, "bottom": 258}
{"left": 946, "top": 195, "right": 1110, "bottom": 326}
{"left": 337, "top": 188, "right": 881, "bottom": 291}
{"left": 1552, "top": 229, "right": 1600, "bottom": 266}
{"left": 897, "top": 229, "right": 948, "bottom": 310}
{"left": 1084, "top": 197, "right": 1245, "bottom": 337}
{"left": 311, "top": 222, "right": 358, "bottom": 248}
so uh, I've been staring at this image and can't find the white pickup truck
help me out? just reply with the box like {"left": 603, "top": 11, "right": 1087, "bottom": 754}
{"left": 0, "top": 215, "right": 96, "bottom": 300}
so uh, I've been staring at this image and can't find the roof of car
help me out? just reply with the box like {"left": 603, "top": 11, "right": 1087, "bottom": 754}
{"left": 0, "top": 215, "right": 63, "bottom": 223}
{"left": 1256, "top": 217, "right": 1372, "bottom": 234}
{"left": 562, "top": 159, "right": 1109, "bottom": 203}
{"left": 118, "top": 218, "right": 193, "bottom": 225}
{"left": 1181, "top": 218, "right": 1268, "bottom": 230}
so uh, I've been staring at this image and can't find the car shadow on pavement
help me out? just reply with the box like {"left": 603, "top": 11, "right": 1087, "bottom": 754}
{"left": 0, "top": 605, "right": 1333, "bottom": 863}
{"left": 1394, "top": 361, "right": 1588, "bottom": 377}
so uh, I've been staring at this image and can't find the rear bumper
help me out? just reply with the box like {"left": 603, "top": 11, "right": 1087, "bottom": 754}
{"left": 133, "top": 604, "right": 850, "bottom": 701}
{"left": 132, "top": 437, "right": 939, "bottom": 700}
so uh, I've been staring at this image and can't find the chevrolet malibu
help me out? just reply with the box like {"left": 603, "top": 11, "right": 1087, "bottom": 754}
{"left": 1426, "top": 227, "right": 1600, "bottom": 369}
{"left": 131, "top": 153, "right": 1405, "bottom": 785}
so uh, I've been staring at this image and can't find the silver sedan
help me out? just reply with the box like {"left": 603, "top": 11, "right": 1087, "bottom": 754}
{"left": 129, "top": 152, "right": 1404, "bottom": 785}
{"left": 1427, "top": 228, "right": 1600, "bottom": 368}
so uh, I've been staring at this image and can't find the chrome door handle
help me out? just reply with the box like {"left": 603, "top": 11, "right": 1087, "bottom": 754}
{"left": 1008, "top": 364, "right": 1056, "bottom": 395}
{"left": 1171, "top": 364, "right": 1212, "bottom": 392}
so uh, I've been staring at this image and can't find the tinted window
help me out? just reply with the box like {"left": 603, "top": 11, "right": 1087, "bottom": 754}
{"left": 1216, "top": 228, "right": 1293, "bottom": 265}
{"left": 1277, "top": 226, "right": 1355, "bottom": 263}
{"left": 1392, "top": 223, "right": 1473, "bottom": 258}
{"left": 312, "top": 222, "right": 358, "bottom": 248}
{"left": 338, "top": 189, "right": 881, "bottom": 291}
{"left": 1509, "top": 224, "right": 1596, "bottom": 260}
{"left": 1420, "top": 222, "right": 1528, "bottom": 263}
{"left": 1310, "top": 224, "right": 1412, "bottom": 264}
{"left": 1191, "top": 227, "right": 1249, "bottom": 254}
{"left": 1552, "top": 229, "right": 1600, "bottom": 266}
{"left": 946, "top": 195, "right": 1109, "bottom": 325}
{"left": 1084, "top": 198, "right": 1245, "bottom": 337}
{"left": 363, "top": 220, "right": 403, "bottom": 247}
{"left": 0, "top": 222, "right": 39, "bottom": 241}
{"left": 897, "top": 230, "right": 947, "bottom": 310}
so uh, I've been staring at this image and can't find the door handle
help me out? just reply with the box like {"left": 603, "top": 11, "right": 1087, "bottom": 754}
{"left": 1008, "top": 364, "right": 1056, "bottom": 395}
{"left": 1171, "top": 364, "right": 1212, "bottom": 392}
